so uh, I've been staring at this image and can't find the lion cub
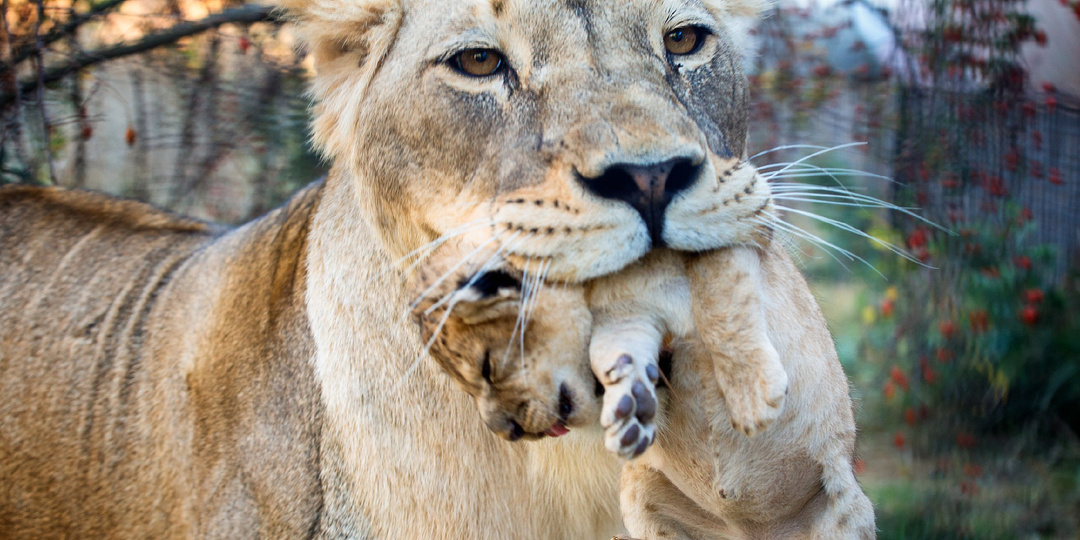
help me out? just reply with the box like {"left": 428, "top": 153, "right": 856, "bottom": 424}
{"left": 408, "top": 237, "right": 787, "bottom": 457}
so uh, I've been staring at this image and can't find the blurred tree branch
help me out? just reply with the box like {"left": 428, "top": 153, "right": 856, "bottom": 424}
{"left": 0, "top": 4, "right": 279, "bottom": 108}
{"left": 2, "top": 0, "right": 128, "bottom": 74}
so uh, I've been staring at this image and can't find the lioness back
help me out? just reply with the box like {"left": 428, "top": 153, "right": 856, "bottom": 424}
{"left": 0, "top": 184, "right": 324, "bottom": 538}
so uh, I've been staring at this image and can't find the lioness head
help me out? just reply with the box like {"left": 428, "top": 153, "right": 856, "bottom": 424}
{"left": 282, "top": 0, "right": 771, "bottom": 282}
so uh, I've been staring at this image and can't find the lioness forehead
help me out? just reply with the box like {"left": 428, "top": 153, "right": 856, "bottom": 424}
{"left": 408, "top": 0, "right": 729, "bottom": 57}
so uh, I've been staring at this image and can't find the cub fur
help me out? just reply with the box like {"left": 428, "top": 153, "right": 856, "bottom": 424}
{"left": 411, "top": 229, "right": 875, "bottom": 538}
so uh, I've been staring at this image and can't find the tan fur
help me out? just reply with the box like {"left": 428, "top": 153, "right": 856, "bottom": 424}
{"left": 413, "top": 233, "right": 874, "bottom": 539}
{"left": 0, "top": 0, "right": 875, "bottom": 537}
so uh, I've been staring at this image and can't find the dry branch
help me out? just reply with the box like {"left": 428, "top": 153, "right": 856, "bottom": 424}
{"left": 3, "top": 0, "right": 129, "bottom": 72}
{"left": 0, "top": 4, "right": 279, "bottom": 108}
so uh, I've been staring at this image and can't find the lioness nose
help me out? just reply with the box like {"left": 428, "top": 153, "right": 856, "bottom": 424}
{"left": 578, "top": 158, "right": 700, "bottom": 246}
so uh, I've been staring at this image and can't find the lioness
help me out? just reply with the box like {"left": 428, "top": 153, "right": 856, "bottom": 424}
{"left": 0, "top": 0, "right": 872, "bottom": 538}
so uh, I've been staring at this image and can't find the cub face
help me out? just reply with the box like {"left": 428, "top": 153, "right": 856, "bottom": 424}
{"left": 408, "top": 240, "right": 597, "bottom": 441}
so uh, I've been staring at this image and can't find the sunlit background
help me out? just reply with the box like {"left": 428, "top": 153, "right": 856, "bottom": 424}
{"left": 1, "top": 0, "right": 1078, "bottom": 537}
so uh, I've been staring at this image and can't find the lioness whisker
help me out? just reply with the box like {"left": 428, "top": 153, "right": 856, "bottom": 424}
{"left": 422, "top": 230, "right": 523, "bottom": 317}
{"left": 772, "top": 204, "right": 933, "bottom": 269}
{"left": 505, "top": 257, "right": 532, "bottom": 365}
{"left": 409, "top": 235, "right": 501, "bottom": 310}
{"left": 396, "top": 221, "right": 496, "bottom": 281}
{"left": 520, "top": 259, "right": 551, "bottom": 362}
{"left": 754, "top": 215, "right": 856, "bottom": 272}
{"left": 761, "top": 211, "right": 886, "bottom": 277}
{"left": 749, "top": 143, "right": 836, "bottom": 161}
{"left": 765, "top": 170, "right": 895, "bottom": 183}
{"left": 770, "top": 187, "right": 952, "bottom": 234}
{"left": 392, "top": 218, "right": 493, "bottom": 268}
{"left": 518, "top": 258, "right": 547, "bottom": 364}
{"left": 760, "top": 142, "right": 868, "bottom": 178}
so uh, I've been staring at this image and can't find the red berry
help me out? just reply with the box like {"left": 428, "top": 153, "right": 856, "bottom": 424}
{"left": 1013, "top": 255, "right": 1032, "bottom": 271}
{"left": 963, "top": 463, "right": 983, "bottom": 478}
{"left": 881, "top": 298, "right": 895, "bottom": 318}
{"left": 1025, "top": 288, "right": 1045, "bottom": 303}
{"left": 890, "top": 366, "right": 910, "bottom": 391}
{"left": 1050, "top": 167, "right": 1064, "bottom": 185}
{"left": 969, "top": 310, "right": 989, "bottom": 333}
{"left": 125, "top": 126, "right": 137, "bottom": 146}
{"left": 936, "top": 347, "right": 954, "bottom": 363}
{"left": 904, "top": 407, "right": 916, "bottom": 425}
{"left": 939, "top": 320, "right": 957, "bottom": 338}
{"left": 1020, "top": 304, "right": 1039, "bottom": 326}
{"left": 907, "top": 228, "right": 928, "bottom": 249}
{"left": 893, "top": 432, "right": 905, "bottom": 449}
{"left": 1042, "top": 81, "right": 1057, "bottom": 93}
{"left": 882, "top": 380, "right": 896, "bottom": 400}
{"left": 956, "top": 432, "right": 976, "bottom": 448}
{"left": 239, "top": 37, "right": 251, "bottom": 53}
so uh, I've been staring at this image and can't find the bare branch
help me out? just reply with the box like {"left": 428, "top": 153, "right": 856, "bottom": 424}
{"left": 3, "top": 0, "right": 128, "bottom": 73}
{"left": 0, "top": 4, "right": 279, "bottom": 108}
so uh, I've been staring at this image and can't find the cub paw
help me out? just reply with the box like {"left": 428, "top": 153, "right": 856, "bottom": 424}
{"left": 596, "top": 353, "right": 660, "bottom": 459}
{"left": 718, "top": 343, "right": 788, "bottom": 438}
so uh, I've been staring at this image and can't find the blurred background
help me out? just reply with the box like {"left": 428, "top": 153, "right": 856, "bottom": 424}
{"left": 0, "top": 0, "right": 1077, "bottom": 537}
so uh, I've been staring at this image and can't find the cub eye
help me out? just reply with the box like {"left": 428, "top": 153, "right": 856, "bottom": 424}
{"left": 664, "top": 26, "right": 706, "bottom": 56}
{"left": 453, "top": 48, "right": 505, "bottom": 77}
{"left": 481, "top": 351, "right": 494, "bottom": 384}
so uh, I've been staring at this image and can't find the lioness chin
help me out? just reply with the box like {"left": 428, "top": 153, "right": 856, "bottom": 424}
{"left": 2, "top": 0, "right": 874, "bottom": 537}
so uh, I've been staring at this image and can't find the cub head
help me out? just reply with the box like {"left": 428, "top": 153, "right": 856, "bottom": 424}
{"left": 280, "top": 0, "right": 772, "bottom": 282}
{"left": 408, "top": 239, "right": 597, "bottom": 441}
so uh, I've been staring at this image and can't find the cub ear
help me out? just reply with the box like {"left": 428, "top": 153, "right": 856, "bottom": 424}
{"left": 272, "top": 0, "right": 401, "bottom": 67}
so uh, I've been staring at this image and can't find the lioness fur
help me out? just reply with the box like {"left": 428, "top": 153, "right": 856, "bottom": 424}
{"left": 0, "top": 0, "right": 874, "bottom": 537}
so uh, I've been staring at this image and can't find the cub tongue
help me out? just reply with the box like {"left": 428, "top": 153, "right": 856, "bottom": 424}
{"left": 545, "top": 422, "right": 570, "bottom": 438}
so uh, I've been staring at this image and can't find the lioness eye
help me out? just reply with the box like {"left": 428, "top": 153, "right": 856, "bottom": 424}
{"left": 664, "top": 26, "right": 705, "bottom": 55}
{"left": 453, "top": 48, "right": 505, "bottom": 77}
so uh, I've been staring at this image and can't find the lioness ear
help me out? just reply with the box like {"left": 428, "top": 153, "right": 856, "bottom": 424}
{"left": 700, "top": 0, "right": 771, "bottom": 19}
{"left": 270, "top": 0, "right": 401, "bottom": 157}
{"left": 274, "top": 0, "right": 401, "bottom": 67}
{"left": 700, "top": 0, "right": 770, "bottom": 70}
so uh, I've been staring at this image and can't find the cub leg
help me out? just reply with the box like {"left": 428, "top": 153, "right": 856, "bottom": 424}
{"left": 586, "top": 252, "right": 689, "bottom": 459}
{"left": 684, "top": 246, "right": 788, "bottom": 437}
{"left": 589, "top": 314, "right": 662, "bottom": 459}
{"left": 808, "top": 428, "right": 876, "bottom": 539}
{"left": 618, "top": 461, "right": 734, "bottom": 540}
